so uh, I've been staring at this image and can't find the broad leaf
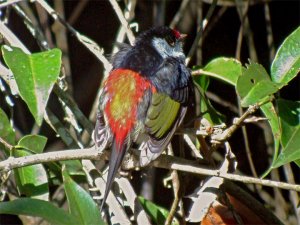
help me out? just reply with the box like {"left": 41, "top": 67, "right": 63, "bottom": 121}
{"left": 62, "top": 168, "right": 104, "bottom": 225}
{"left": 0, "top": 108, "right": 15, "bottom": 153}
{"left": 272, "top": 99, "right": 300, "bottom": 168}
{"left": 16, "top": 135, "right": 47, "bottom": 154}
{"left": 271, "top": 26, "right": 300, "bottom": 84}
{"left": 0, "top": 198, "right": 77, "bottom": 225}
{"left": 236, "top": 62, "right": 270, "bottom": 99}
{"left": 14, "top": 148, "right": 49, "bottom": 200}
{"left": 2, "top": 46, "right": 62, "bottom": 125}
{"left": 240, "top": 80, "right": 281, "bottom": 107}
{"left": 200, "top": 57, "right": 242, "bottom": 86}
{"left": 139, "top": 196, "right": 179, "bottom": 225}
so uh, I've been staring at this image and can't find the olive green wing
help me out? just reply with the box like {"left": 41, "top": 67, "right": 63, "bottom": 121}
{"left": 140, "top": 92, "right": 187, "bottom": 166}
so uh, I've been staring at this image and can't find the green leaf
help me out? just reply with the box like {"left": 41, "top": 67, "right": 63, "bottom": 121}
{"left": 2, "top": 46, "right": 62, "bottom": 125}
{"left": 62, "top": 168, "right": 104, "bottom": 225}
{"left": 0, "top": 108, "right": 15, "bottom": 152}
{"left": 16, "top": 135, "right": 47, "bottom": 154}
{"left": 236, "top": 62, "right": 270, "bottom": 99}
{"left": 0, "top": 198, "right": 77, "bottom": 225}
{"left": 63, "top": 160, "right": 85, "bottom": 176}
{"left": 271, "top": 26, "right": 300, "bottom": 84}
{"left": 278, "top": 99, "right": 300, "bottom": 146}
{"left": 200, "top": 57, "right": 242, "bottom": 86}
{"left": 14, "top": 149, "right": 49, "bottom": 200}
{"left": 260, "top": 102, "right": 281, "bottom": 177}
{"left": 240, "top": 80, "right": 281, "bottom": 107}
{"left": 193, "top": 82, "right": 224, "bottom": 125}
{"left": 272, "top": 99, "right": 300, "bottom": 168}
{"left": 273, "top": 127, "right": 300, "bottom": 168}
{"left": 193, "top": 73, "right": 210, "bottom": 91}
{"left": 138, "top": 196, "right": 179, "bottom": 225}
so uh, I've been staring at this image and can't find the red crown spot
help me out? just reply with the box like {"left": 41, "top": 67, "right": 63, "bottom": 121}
{"left": 172, "top": 29, "right": 181, "bottom": 39}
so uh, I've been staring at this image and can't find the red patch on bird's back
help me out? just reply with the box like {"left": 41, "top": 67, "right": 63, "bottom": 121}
{"left": 104, "top": 69, "right": 155, "bottom": 150}
{"left": 172, "top": 29, "right": 181, "bottom": 39}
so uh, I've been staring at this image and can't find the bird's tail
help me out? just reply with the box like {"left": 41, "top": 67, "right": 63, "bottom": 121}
{"left": 100, "top": 137, "right": 127, "bottom": 211}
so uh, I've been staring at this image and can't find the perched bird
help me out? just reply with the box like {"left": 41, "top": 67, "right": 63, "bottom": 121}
{"left": 94, "top": 26, "right": 193, "bottom": 209}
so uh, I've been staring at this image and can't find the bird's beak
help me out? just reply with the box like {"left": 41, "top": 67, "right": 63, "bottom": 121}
{"left": 179, "top": 34, "right": 187, "bottom": 41}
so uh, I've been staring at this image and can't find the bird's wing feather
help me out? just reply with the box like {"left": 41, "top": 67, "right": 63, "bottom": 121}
{"left": 141, "top": 58, "right": 191, "bottom": 166}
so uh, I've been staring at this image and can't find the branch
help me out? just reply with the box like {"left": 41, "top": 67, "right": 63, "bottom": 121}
{"left": 1, "top": 147, "right": 299, "bottom": 192}
{"left": 108, "top": 0, "right": 135, "bottom": 45}
{"left": 0, "top": 147, "right": 106, "bottom": 172}
{"left": 35, "top": 0, "right": 112, "bottom": 72}
{"left": 211, "top": 100, "right": 268, "bottom": 143}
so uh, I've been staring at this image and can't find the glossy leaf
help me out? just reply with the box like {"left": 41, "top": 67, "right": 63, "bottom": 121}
{"left": 62, "top": 168, "right": 104, "bottom": 225}
{"left": 236, "top": 62, "right": 270, "bottom": 99}
{"left": 14, "top": 149, "right": 49, "bottom": 200}
{"left": 2, "top": 46, "right": 62, "bottom": 125}
{"left": 271, "top": 26, "right": 300, "bottom": 84}
{"left": 0, "top": 198, "right": 77, "bottom": 225}
{"left": 0, "top": 108, "right": 15, "bottom": 152}
{"left": 200, "top": 57, "right": 242, "bottom": 86}
{"left": 240, "top": 80, "right": 281, "bottom": 107}
{"left": 139, "top": 196, "right": 179, "bottom": 225}
{"left": 272, "top": 99, "right": 300, "bottom": 168}
{"left": 16, "top": 135, "right": 47, "bottom": 154}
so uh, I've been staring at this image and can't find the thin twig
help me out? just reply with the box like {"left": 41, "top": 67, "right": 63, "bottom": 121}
{"left": 0, "top": 0, "right": 23, "bottom": 9}
{"left": 35, "top": 0, "right": 112, "bottom": 72}
{"left": 283, "top": 164, "right": 300, "bottom": 223}
{"left": 68, "top": 0, "right": 89, "bottom": 25}
{"left": 202, "top": 0, "right": 271, "bottom": 7}
{"left": 108, "top": 0, "right": 135, "bottom": 45}
{"left": 186, "top": 0, "right": 218, "bottom": 65}
{"left": 211, "top": 102, "right": 262, "bottom": 142}
{"left": 0, "top": 137, "right": 13, "bottom": 151}
{"left": 169, "top": 0, "right": 190, "bottom": 29}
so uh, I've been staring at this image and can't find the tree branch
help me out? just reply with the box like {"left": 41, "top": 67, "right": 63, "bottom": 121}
{"left": 1, "top": 147, "right": 299, "bottom": 192}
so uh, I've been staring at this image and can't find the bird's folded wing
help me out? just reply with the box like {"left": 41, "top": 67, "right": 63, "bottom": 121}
{"left": 141, "top": 93, "right": 187, "bottom": 166}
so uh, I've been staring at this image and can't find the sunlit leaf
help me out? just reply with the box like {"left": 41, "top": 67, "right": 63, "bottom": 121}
{"left": 16, "top": 135, "right": 47, "bottom": 154}
{"left": 240, "top": 80, "right": 281, "bottom": 107}
{"left": 271, "top": 26, "right": 300, "bottom": 84}
{"left": 2, "top": 46, "right": 62, "bottom": 125}
{"left": 198, "top": 57, "right": 242, "bottom": 86}
{"left": 0, "top": 198, "right": 77, "bottom": 225}
{"left": 236, "top": 62, "right": 270, "bottom": 99}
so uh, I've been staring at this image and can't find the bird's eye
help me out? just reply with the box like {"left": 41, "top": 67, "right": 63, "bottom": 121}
{"left": 166, "top": 35, "right": 175, "bottom": 47}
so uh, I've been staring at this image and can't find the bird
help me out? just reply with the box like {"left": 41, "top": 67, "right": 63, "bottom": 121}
{"left": 94, "top": 26, "right": 193, "bottom": 209}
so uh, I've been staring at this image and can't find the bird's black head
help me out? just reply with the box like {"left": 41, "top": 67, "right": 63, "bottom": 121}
{"left": 135, "top": 26, "right": 186, "bottom": 60}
